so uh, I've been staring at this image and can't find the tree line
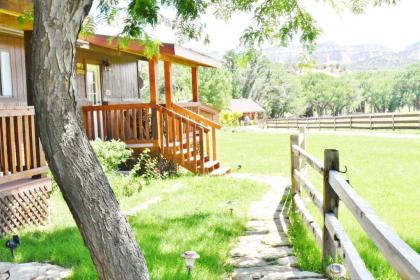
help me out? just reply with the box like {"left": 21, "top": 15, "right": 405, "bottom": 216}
{"left": 140, "top": 49, "right": 420, "bottom": 118}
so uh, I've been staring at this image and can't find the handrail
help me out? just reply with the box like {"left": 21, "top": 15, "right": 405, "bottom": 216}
{"left": 82, "top": 102, "right": 153, "bottom": 111}
{"left": 292, "top": 145, "right": 324, "bottom": 174}
{"left": 157, "top": 105, "right": 210, "bottom": 133}
{"left": 290, "top": 130, "right": 420, "bottom": 279}
{"left": 171, "top": 103, "right": 222, "bottom": 129}
{"left": 329, "top": 171, "right": 420, "bottom": 279}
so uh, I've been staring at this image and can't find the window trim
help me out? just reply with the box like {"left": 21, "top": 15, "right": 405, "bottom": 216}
{"left": 0, "top": 48, "right": 13, "bottom": 98}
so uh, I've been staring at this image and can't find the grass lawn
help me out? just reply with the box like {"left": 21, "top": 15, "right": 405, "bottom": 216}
{"left": 219, "top": 129, "right": 420, "bottom": 279}
{"left": 0, "top": 176, "right": 269, "bottom": 279}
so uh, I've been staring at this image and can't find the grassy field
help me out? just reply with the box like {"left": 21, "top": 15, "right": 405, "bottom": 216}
{"left": 219, "top": 129, "right": 420, "bottom": 279}
{"left": 0, "top": 176, "right": 269, "bottom": 279}
{"left": 1, "top": 129, "right": 419, "bottom": 279}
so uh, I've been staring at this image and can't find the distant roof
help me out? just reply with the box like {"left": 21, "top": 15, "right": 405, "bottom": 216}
{"left": 80, "top": 34, "right": 221, "bottom": 68}
{"left": 229, "top": 99, "right": 265, "bottom": 113}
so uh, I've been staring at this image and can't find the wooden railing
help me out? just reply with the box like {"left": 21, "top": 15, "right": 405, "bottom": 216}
{"left": 82, "top": 103, "right": 155, "bottom": 145}
{"left": 82, "top": 103, "right": 219, "bottom": 173}
{"left": 157, "top": 105, "right": 213, "bottom": 173}
{"left": 0, "top": 107, "right": 48, "bottom": 185}
{"left": 268, "top": 112, "right": 420, "bottom": 130}
{"left": 172, "top": 103, "right": 220, "bottom": 161}
{"left": 176, "top": 101, "right": 219, "bottom": 122}
{"left": 290, "top": 129, "right": 420, "bottom": 279}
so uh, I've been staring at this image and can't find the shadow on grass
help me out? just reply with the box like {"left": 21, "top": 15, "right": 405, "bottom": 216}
{"left": 130, "top": 211, "right": 244, "bottom": 280}
{"left": 0, "top": 227, "right": 97, "bottom": 279}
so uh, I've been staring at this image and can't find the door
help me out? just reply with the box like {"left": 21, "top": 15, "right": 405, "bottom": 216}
{"left": 86, "top": 64, "right": 102, "bottom": 139}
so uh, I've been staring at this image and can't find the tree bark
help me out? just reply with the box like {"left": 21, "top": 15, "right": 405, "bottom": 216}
{"left": 32, "top": 1, "right": 149, "bottom": 279}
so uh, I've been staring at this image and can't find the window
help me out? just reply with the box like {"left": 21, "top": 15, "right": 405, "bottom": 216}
{"left": 0, "top": 50, "right": 12, "bottom": 97}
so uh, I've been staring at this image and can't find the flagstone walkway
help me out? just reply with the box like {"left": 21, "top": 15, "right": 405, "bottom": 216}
{"left": 228, "top": 174, "right": 326, "bottom": 280}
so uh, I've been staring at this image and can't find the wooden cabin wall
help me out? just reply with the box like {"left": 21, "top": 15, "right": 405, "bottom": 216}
{"left": 0, "top": 33, "right": 27, "bottom": 108}
{"left": 76, "top": 48, "right": 140, "bottom": 105}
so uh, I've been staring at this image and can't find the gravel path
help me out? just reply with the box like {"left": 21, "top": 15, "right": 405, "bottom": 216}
{"left": 228, "top": 174, "right": 325, "bottom": 280}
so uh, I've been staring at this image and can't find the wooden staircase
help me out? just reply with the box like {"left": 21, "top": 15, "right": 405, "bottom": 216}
{"left": 156, "top": 104, "right": 229, "bottom": 175}
{"left": 82, "top": 103, "right": 230, "bottom": 175}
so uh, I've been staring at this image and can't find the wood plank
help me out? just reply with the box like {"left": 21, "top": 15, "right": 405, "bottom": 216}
{"left": 329, "top": 171, "right": 420, "bottom": 279}
{"left": 178, "top": 116, "right": 184, "bottom": 165}
{"left": 292, "top": 145, "right": 324, "bottom": 174}
{"left": 323, "top": 149, "right": 340, "bottom": 263}
{"left": 23, "top": 115, "right": 30, "bottom": 170}
{"left": 14, "top": 116, "right": 23, "bottom": 172}
{"left": 199, "top": 128, "right": 205, "bottom": 174}
{"left": 139, "top": 108, "right": 143, "bottom": 140}
{"left": 293, "top": 194, "right": 323, "bottom": 247}
{"left": 192, "top": 67, "right": 199, "bottom": 102}
{"left": 29, "top": 115, "right": 38, "bottom": 168}
{"left": 192, "top": 123, "right": 197, "bottom": 173}
{"left": 7, "top": 117, "right": 16, "bottom": 173}
{"left": 0, "top": 166, "right": 49, "bottom": 184}
{"left": 212, "top": 127, "right": 217, "bottom": 161}
{"left": 133, "top": 109, "right": 137, "bottom": 141}
{"left": 294, "top": 169, "right": 323, "bottom": 214}
{"left": 145, "top": 109, "right": 150, "bottom": 140}
{"left": 164, "top": 61, "right": 173, "bottom": 108}
{"left": 1, "top": 117, "right": 9, "bottom": 174}
{"left": 325, "top": 213, "right": 374, "bottom": 280}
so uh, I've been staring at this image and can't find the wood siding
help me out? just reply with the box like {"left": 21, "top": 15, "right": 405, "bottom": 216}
{"left": 0, "top": 33, "right": 27, "bottom": 108}
{"left": 0, "top": 33, "right": 140, "bottom": 107}
{"left": 76, "top": 48, "right": 140, "bottom": 105}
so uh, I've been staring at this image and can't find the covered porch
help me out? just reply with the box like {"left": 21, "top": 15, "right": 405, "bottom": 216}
{"left": 80, "top": 35, "right": 227, "bottom": 175}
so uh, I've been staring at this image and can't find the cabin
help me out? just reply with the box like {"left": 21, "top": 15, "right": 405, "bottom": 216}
{"left": 229, "top": 98, "right": 266, "bottom": 123}
{"left": 0, "top": 1, "right": 228, "bottom": 236}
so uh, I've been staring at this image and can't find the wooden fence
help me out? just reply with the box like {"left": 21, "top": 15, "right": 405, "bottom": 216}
{"left": 269, "top": 112, "right": 420, "bottom": 130}
{"left": 290, "top": 128, "right": 420, "bottom": 279}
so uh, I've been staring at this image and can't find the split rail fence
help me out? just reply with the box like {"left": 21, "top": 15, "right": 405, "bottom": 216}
{"left": 269, "top": 112, "right": 420, "bottom": 130}
{"left": 290, "top": 129, "right": 420, "bottom": 279}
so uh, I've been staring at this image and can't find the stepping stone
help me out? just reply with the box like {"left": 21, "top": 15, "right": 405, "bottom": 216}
{"left": 259, "top": 247, "right": 294, "bottom": 261}
{"left": 277, "top": 256, "right": 298, "bottom": 267}
{"left": 263, "top": 233, "right": 290, "bottom": 247}
{"left": 229, "top": 256, "right": 268, "bottom": 268}
{"left": 0, "top": 262, "right": 71, "bottom": 280}
{"left": 232, "top": 265, "right": 325, "bottom": 280}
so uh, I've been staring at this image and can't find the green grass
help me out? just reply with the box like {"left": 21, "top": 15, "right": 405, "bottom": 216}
{"left": 0, "top": 176, "right": 269, "bottom": 279}
{"left": 218, "top": 129, "right": 420, "bottom": 279}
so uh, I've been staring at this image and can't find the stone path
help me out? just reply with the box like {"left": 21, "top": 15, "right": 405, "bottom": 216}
{"left": 124, "top": 182, "right": 185, "bottom": 216}
{"left": 228, "top": 174, "right": 326, "bottom": 280}
{"left": 0, "top": 262, "right": 71, "bottom": 280}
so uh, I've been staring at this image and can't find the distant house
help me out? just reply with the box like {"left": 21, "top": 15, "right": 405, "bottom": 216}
{"left": 229, "top": 99, "right": 266, "bottom": 121}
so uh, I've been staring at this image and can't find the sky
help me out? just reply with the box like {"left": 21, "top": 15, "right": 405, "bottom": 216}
{"left": 97, "top": 0, "right": 420, "bottom": 53}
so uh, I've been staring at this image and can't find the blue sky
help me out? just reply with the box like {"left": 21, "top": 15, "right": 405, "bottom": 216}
{"left": 97, "top": 0, "right": 420, "bottom": 53}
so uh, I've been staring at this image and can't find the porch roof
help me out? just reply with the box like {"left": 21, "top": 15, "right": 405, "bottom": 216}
{"left": 81, "top": 34, "right": 221, "bottom": 68}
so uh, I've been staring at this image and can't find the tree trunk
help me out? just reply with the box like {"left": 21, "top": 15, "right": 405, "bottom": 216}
{"left": 32, "top": 1, "right": 149, "bottom": 279}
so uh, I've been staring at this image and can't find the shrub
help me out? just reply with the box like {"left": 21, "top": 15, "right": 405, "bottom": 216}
{"left": 107, "top": 172, "right": 143, "bottom": 198}
{"left": 91, "top": 140, "right": 132, "bottom": 172}
{"left": 219, "top": 110, "right": 242, "bottom": 126}
{"left": 131, "top": 149, "right": 178, "bottom": 184}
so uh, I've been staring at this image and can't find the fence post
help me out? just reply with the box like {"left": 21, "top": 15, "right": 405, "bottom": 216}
{"left": 350, "top": 116, "right": 352, "bottom": 129}
{"left": 369, "top": 114, "right": 372, "bottom": 130}
{"left": 290, "top": 135, "right": 300, "bottom": 198}
{"left": 322, "top": 149, "right": 340, "bottom": 266}
{"left": 298, "top": 127, "right": 306, "bottom": 189}
{"left": 392, "top": 113, "right": 395, "bottom": 130}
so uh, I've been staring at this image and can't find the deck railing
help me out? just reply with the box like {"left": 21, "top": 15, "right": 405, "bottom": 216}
{"left": 268, "top": 112, "right": 420, "bottom": 130}
{"left": 0, "top": 107, "right": 48, "bottom": 185}
{"left": 82, "top": 103, "right": 155, "bottom": 146}
{"left": 172, "top": 103, "right": 220, "bottom": 161}
{"left": 290, "top": 128, "right": 420, "bottom": 279}
{"left": 82, "top": 103, "right": 219, "bottom": 173}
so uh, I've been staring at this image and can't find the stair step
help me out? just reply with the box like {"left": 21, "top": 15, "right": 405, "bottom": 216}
{"left": 209, "top": 166, "right": 231, "bottom": 176}
{"left": 203, "top": 160, "right": 220, "bottom": 170}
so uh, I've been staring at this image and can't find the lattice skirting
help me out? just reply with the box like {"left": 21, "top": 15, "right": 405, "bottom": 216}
{"left": 0, "top": 177, "right": 52, "bottom": 236}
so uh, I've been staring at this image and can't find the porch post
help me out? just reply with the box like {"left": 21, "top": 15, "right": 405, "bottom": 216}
{"left": 148, "top": 57, "right": 161, "bottom": 147}
{"left": 24, "top": 31, "right": 33, "bottom": 106}
{"left": 164, "top": 61, "right": 172, "bottom": 108}
{"left": 192, "top": 66, "right": 199, "bottom": 102}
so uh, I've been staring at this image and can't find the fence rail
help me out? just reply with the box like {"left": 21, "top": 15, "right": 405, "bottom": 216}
{"left": 269, "top": 112, "right": 420, "bottom": 130}
{"left": 290, "top": 129, "right": 420, "bottom": 279}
